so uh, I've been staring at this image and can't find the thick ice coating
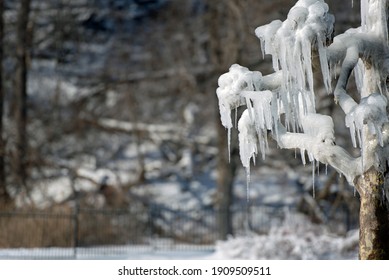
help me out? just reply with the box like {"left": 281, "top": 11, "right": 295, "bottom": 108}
{"left": 215, "top": 0, "right": 389, "bottom": 187}
{"left": 238, "top": 110, "right": 258, "bottom": 170}
{"left": 345, "top": 93, "right": 388, "bottom": 148}
{"left": 255, "top": 0, "right": 334, "bottom": 94}
{"left": 216, "top": 64, "right": 262, "bottom": 157}
{"left": 216, "top": 64, "right": 262, "bottom": 130}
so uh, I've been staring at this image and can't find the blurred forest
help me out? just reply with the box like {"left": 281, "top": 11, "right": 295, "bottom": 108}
{"left": 0, "top": 0, "right": 364, "bottom": 239}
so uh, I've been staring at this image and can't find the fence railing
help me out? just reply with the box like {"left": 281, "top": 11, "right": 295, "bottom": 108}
{"left": 0, "top": 204, "right": 358, "bottom": 259}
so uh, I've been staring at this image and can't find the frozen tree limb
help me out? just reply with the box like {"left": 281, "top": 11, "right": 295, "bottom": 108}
{"left": 328, "top": 32, "right": 389, "bottom": 102}
{"left": 275, "top": 118, "right": 362, "bottom": 187}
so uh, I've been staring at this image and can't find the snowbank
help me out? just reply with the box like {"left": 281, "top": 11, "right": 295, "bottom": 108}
{"left": 211, "top": 213, "right": 358, "bottom": 260}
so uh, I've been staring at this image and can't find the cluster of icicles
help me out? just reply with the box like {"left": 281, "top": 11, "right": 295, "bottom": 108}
{"left": 216, "top": 0, "right": 389, "bottom": 192}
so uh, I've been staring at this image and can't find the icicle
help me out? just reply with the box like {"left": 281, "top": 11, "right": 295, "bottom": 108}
{"left": 228, "top": 127, "right": 231, "bottom": 163}
{"left": 255, "top": 20, "right": 282, "bottom": 54}
{"left": 325, "top": 163, "right": 328, "bottom": 175}
{"left": 294, "top": 40, "right": 305, "bottom": 91}
{"left": 246, "top": 96, "right": 254, "bottom": 122}
{"left": 234, "top": 107, "right": 238, "bottom": 128}
{"left": 260, "top": 38, "right": 265, "bottom": 59}
{"left": 301, "top": 149, "right": 307, "bottom": 165}
{"left": 238, "top": 110, "right": 258, "bottom": 176}
{"left": 244, "top": 199, "right": 251, "bottom": 232}
{"left": 271, "top": 93, "right": 279, "bottom": 140}
{"left": 246, "top": 167, "right": 251, "bottom": 204}
{"left": 312, "top": 159, "right": 316, "bottom": 198}
{"left": 317, "top": 36, "right": 331, "bottom": 93}
{"left": 301, "top": 38, "right": 314, "bottom": 95}
{"left": 259, "top": 133, "right": 267, "bottom": 161}
{"left": 308, "top": 152, "right": 314, "bottom": 162}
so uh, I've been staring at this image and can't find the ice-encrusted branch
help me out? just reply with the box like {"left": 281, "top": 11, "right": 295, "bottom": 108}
{"left": 274, "top": 115, "right": 362, "bottom": 187}
{"left": 327, "top": 27, "right": 389, "bottom": 170}
{"left": 237, "top": 104, "right": 363, "bottom": 186}
{"left": 216, "top": 64, "right": 282, "bottom": 131}
{"left": 216, "top": 64, "right": 282, "bottom": 157}
{"left": 328, "top": 31, "right": 389, "bottom": 103}
{"left": 327, "top": 0, "right": 389, "bottom": 114}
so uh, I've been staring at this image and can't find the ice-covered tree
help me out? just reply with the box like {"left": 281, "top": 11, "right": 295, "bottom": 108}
{"left": 216, "top": 0, "right": 389, "bottom": 259}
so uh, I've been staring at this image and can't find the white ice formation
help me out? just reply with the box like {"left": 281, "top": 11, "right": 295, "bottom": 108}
{"left": 255, "top": 0, "right": 334, "bottom": 94}
{"left": 345, "top": 93, "right": 388, "bottom": 148}
{"left": 216, "top": 0, "right": 389, "bottom": 187}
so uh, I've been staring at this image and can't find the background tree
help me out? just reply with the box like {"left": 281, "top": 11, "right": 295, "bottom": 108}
{"left": 216, "top": 0, "right": 389, "bottom": 259}
{"left": 0, "top": 0, "right": 9, "bottom": 205}
{"left": 13, "top": 0, "right": 31, "bottom": 190}
{"left": 206, "top": 0, "right": 244, "bottom": 240}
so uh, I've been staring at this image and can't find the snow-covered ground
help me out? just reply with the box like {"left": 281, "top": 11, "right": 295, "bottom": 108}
{"left": 212, "top": 213, "right": 359, "bottom": 260}
{"left": 0, "top": 245, "right": 214, "bottom": 260}
{"left": 0, "top": 212, "right": 358, "bottom": 260}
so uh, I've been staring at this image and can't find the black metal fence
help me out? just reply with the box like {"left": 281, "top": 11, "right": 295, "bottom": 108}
{"left": 0, "top": 204, "right": 358, "bottom": 259}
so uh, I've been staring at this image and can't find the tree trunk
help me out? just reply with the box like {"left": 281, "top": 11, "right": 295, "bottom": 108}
{"left": 207, "top": 0, "right": 245, "bottom": 241}
{"left": 0, "top": 0, "right": 11, "bottom": 205}
{"left": 14, "top": 0, "right": 31, "bottom": 189}
{"left": 215, "top": 116, "right": 237, "bottom": 240}
{"left": 355, "top": 167, "right": 389, "bottom": 260}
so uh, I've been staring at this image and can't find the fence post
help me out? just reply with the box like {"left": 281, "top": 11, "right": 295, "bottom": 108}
{"left": 73, "top": 194, "right": 80, "bottom": 258}
{"left": 148, "top": 204, "right": 154, "bottom": 248}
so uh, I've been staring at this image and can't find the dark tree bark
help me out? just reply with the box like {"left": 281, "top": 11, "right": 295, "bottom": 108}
{"left": 0, "top": 0, "right": 10, "bottom": 205}
{"left": 215, "top": 118, "right": 238, "bottom": 239}
{"left": 207, "top": 0, "right": 244, "bottom": 240}
{"left": 355, "top": 168, "right": 389, "bottom": 260}
{"left": 13, "top": 0, "right": 31, "bottom": 189}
